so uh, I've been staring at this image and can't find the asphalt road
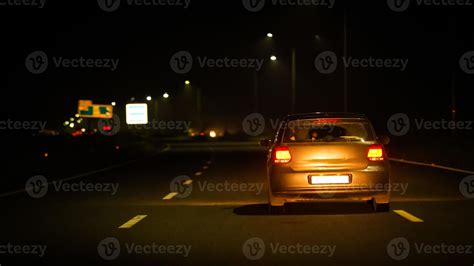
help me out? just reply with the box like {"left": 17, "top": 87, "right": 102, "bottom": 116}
{"left": 1, "top": 142, "right": 473, "bottom": 265}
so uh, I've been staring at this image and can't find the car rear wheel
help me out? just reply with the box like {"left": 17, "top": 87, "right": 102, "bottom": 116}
{"left": 370, "top": 199, "right": 390, "bottom": 212}
{"left": 268, "top": 205, "right": 285, "bottom": 215}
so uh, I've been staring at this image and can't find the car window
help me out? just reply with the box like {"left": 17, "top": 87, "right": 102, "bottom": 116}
{"left": 282, "top": 118, "right": 374, "bottom": 143}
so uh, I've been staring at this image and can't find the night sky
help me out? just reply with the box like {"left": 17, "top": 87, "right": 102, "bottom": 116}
{"left": 1, "top": 0, "right": 473, "bottom": 130}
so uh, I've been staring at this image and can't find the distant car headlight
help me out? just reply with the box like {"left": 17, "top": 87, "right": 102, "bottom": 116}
{"left": 209, "top": 130, "right": 217, "bottom": 138}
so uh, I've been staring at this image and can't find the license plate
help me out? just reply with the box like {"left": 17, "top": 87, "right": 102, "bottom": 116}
{"left": 310, "top": 175, "right": 350, "bottom": 184}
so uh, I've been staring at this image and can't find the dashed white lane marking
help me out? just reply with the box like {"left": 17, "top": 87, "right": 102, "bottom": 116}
{"left": 183, "top": 179, "right": 193, "bottom": 186}
{"left": 162, "top": 192, "right": 178, "bottom": 200}
{"left": 202, "top": 166, "right": 209, "bottom": 170}
{"left": 393, "top": 210, "right": 424, "bottom": 223}
{"left": 118, "top": 215, "right": 148, "bottom": 229}
{"left": 195, "top": 172, "right": 203, "bottom": 176}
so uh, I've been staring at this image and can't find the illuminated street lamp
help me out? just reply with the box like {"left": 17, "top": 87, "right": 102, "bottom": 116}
{"left": 270, "top": 55, "right": 277, "bottom": 61}
{"left": 267, "top": 32, "right": 273, "bottom": 38}
{"left": 146, "top": 96, "right": 152, "bottom": 101}
{"left": 111, "top": 101, "right": 116, "bottom": 106}
{"left": 185, "top": 80, "right": 191, "bottom": 85}
{"left": 163, "top": 92, "right": 170, "bottom": 99}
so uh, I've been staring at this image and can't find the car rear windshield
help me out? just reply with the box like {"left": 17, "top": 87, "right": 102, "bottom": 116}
{"left": 282, "top": 118, "right": 375, "bottom": 143}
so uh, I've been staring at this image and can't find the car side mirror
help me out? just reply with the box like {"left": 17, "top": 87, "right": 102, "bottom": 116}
{"left": 379, "top": 135, "right": 390, "bottom": 145}
{"left": 260, "top": 139, "right": 272, "bottom": 147}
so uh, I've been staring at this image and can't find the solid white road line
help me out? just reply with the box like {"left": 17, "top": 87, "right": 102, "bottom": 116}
{"left": 389, "top": 158, "right": 474, "bottom": 175}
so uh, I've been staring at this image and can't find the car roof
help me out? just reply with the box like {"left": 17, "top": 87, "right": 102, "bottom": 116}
{"left": 285, "top": 112, "right": 368, "bottom": 120}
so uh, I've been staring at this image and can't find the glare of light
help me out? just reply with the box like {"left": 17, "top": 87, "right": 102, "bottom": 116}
{"left": 267, "top": 33, "right": 273, "bottom": 38}
{"left": 70, "top": 118, "right": 75, "bottom": 122}
{"left": 185, "top": 80, "right": 191, "bottom": 85}
{"left": 130, "top": 97, "right": 135, "bottom": 101}
{"left": 146, "top": 96, "right": 152, "bottom": 101}
{"left": 81, "top": 128, "right": 86, "bottom": 133}
{"left": 209, "top": 130, "right": 217, "bottom": 138}
{"left": 43, "top": 152, "right": 49, "bottom": 158}
{"left": 69, "top": 123, "right": 75, "bottom": 128}
{"left": 75, "top": 114, "right": 80, "bottom": 118}
{"left": 77, "top": 118, "right": 83, "bottom": 124}
{"left": 111, "top": 102, "right": 116, "bottom": 106}
{"left": 163, "top": 92, "right": 169, "bottom": 99}
{"left": 64, "top": 121, "right": 70, "bottom": 126}
{"left": 270, "top": 55, "right": 277, "bottom": 61}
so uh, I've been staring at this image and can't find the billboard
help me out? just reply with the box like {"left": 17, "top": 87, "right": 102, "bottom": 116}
{"left": 78, "top": 100, "right": 113, "bottom": 119}
{"left": 126, "top": 103, "right": 148, "bottom": 125}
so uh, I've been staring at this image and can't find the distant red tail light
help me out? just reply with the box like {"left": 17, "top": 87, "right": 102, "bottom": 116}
{"left": 103, "top": 125, "right": 112, "bottom": 131}
{"left": 367, "top": 145, "right": 384, "bottom": 161}
{"left": 273, "top": 146, "right": 292, "bottom": 164}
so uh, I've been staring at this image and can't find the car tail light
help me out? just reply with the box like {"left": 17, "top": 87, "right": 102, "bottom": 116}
{"left": 367, "top": 145, "right": 384, "bottom": 161}
{"left": 273, "top": 146, "right": 292, "bottom": 164}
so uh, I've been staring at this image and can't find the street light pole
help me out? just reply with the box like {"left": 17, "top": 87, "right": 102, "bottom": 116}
{"left": 196, "top": 86, "right": 202, "bottom": 129}
{"left": 291, "top": 48, "right": 296, "bottom": 114}
{"left": 343, "top": 8, "right": 348, "bottom": 112}
{"left": 253, "top": 70, "right": 259, "bottom": 113}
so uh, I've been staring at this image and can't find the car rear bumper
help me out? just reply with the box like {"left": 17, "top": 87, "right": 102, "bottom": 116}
{"left": 268, "top": 164, "right": 390, "bottom": 205}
